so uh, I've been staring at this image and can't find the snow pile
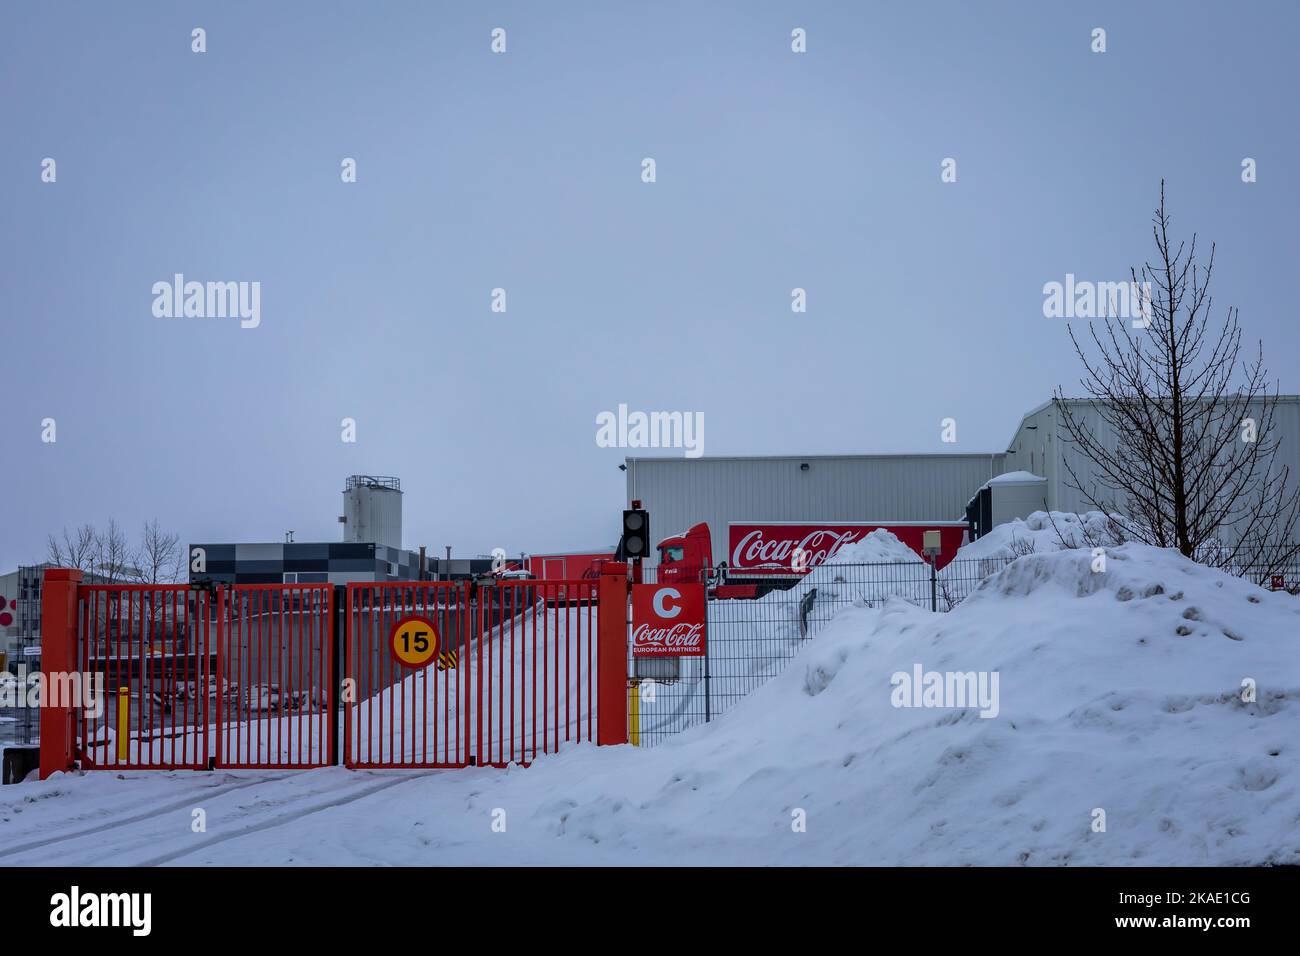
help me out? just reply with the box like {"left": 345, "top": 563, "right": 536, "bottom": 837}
{"left": 770, "top": 528, "right": 924, "bottom": 603}
{"left": 12, "top": 543, "right": 1294, "bottom": 866}
{"left": 684, "top": 529, "right": 931, "bottom": 741}
{"left": 688, "top": 544, "right": 1300, "bottom": 864}
{"left": 955, "top": 510, "right": 1130, "bottom": 563}
{"left": 784, "top": 528, "right": 931, "bottom": 623}
{"left": 518, "top": 544, "right": 1299, "bottom": 865}
{"left": 820, "top": 528, "right": 922, "bottom": 566}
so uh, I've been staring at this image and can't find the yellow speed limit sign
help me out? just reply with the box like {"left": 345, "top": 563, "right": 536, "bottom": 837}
{"left": 389, "top": 616, "right": 441, "bottom": 670}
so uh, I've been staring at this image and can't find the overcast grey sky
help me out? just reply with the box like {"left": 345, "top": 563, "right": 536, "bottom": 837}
{"left": 2, "top": 1, "right": 1297, "bottom": 569}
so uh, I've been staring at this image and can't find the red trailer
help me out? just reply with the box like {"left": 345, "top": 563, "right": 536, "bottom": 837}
{"left": 657, "top": 520, "right": 968, "bottom": 598}
{"left": 525, "top": 549, "right": 615, "bottom": 581}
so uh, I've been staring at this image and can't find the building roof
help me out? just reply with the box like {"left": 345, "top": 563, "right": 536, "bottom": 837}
{"left": 624, "top": 451, "right": 1004, "bottom": 464}
{"left": 1005, "top": 394, "right": 1300, "bottom": 453}
{"left": 620, "top": 396, "right": 1300, "bottom": 466}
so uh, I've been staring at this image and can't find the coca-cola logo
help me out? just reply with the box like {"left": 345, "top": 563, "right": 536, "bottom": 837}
{"left": 731, "top": 528, "right": 865, "bottom": 570}
{"left": 631, "top": 583, "right": 707, "bottom": 657}
{"left": 632, "top": 622, "right": 704, "bottom": 651}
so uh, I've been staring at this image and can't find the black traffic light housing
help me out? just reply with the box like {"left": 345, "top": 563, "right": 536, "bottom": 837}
{"left": 616, "top": 502, "right": 650, "bottom": 562}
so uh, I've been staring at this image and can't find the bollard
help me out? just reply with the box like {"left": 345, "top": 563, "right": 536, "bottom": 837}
{"left": 628, "top": 682, "right": 640, "bottom": 746}
{"left": 117, "top": 687, "right": 129, "bottom": 762}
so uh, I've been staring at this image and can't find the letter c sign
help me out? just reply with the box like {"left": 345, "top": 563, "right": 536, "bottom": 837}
{"left": 653, "top": 587, "right": 682, "bottom": 619}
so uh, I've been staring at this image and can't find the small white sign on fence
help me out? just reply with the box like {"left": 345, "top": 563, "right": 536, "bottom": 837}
{"left": 22, "top": 646, "right": 41, "bottom": 657}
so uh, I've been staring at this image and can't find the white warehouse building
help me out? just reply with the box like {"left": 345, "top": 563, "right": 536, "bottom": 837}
{"left": 625, "top": 453, "right": 1004, "bottom": 570}
{"left": 1001, "top": 397, "right": 1300, "bottom": 518}
{"left": 624, "top": 395, "right": 1300, "bottom": 570}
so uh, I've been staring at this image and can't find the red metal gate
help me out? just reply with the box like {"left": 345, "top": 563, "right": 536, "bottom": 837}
{"left": 74, "top": 583, "right": 333, "bottom": 770}
{"left": 344, "top": 579, "right": 600, "bottom": 768}
{"left": 217, "top": 584, "right": 334, "bottom": 769}
{"left": 77, "top": 585, "right": 213, "bottom": 770}
{"left": 41, "top": 565, "right": 628, "bottom": 778}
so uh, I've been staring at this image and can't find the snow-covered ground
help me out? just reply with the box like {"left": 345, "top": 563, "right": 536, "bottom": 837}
{"left": 3, "top": 543, "right": 1296, "bottom": 866}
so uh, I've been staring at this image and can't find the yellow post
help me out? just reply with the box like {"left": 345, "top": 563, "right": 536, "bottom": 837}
{"left": 116, "top": 687, "right": 129, "bottom": 762}
{"left": 628, "top": 682, "right": 640, "bottom": 746}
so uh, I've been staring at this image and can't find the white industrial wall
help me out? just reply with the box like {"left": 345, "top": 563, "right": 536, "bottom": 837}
{"left": 990, "top": 479, "right": 1050, "bottom": 527}
{"left": 627, "top": 397, "right": 1300, "bottom": 571}
{"left": 1002, "top": 400, "right": 1091, "bottom": 514}
{"left": 1004, "top": 397, "right": 1300, "bottom": 540}
{"left": 625, "top": 454, "right": 1005, "bottom": 569}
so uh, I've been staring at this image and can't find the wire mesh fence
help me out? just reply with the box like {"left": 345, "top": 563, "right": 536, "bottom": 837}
{"left": 630, "top": 557, "right": 1014, "bottom": 747}
{"left": 1258, "top": 559, "right": 1300, "bottom": 594}
{"left": 1202, "top": 546, "right": 1300, "bottom": 594}
{"left": 629, "top": 548, "right": 1300, "bottom": 748}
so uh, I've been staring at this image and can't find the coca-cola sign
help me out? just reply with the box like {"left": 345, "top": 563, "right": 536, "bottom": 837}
{"left": 631, "top": 584, "right": 707, "bottom": 657}
{"left": 728, "top": 523, "right": 968, "bottom": 573}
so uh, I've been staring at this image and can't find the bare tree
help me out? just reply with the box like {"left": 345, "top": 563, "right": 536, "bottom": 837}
{"left": 46, "top": 518, "right": 153, "bottom": 582}
{"left": 132, "top": 518, "right": 183, "bottom": 584}
{"left": 91, "top": 518, "right": 133, "bottom": 583}
{"left": 1005, "top": 534, "right": 1039, "bottom": 558}
{"left": 46, "top": 518, "right": 186, "bottom": 645}
{"left": 1042, "top": 510, "right": 1135, "bottom": 552}
{"left": 1055, "top": 182, "right": 1300, "bottom": 580}
{"left": 47, "top": 523, "right": 97, "bottom": 572}
{"left": 46, "top": 519, "right": 130, "bottom": 643}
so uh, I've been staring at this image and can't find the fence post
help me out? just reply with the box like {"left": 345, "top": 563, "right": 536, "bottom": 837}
{"left": 330, "top": 585, "right": 344, "bottom": 766}
{"left": 703, "top": 611, "right": 711, "bottom": 722}
{"left": 597, "top": 562, "right": 630, "bottom": 746}
{"left": 930, "top": 558, "right": 938, "bottom": 612}
{"left": 39, "top": 569, "right": 83, "bottom": 779}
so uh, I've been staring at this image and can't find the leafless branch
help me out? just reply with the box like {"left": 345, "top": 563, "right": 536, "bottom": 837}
{"left": 1054, "top": 181, "right": 1300, "bottom": 580}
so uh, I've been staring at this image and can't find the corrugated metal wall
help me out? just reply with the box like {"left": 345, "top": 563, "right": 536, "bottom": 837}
{"left": 625, "top": 454, "right": 1005, "bottom": 568}
{"left": 1004, "top": 397, "right": 1300, "bottom": 538}
{"left": 628, "top": 397, "right": 1300, "bottom": 569}
{"left": 991, "top": 478, "right": 1050, "bottom": 526}
{"left": 1001, "top": 401, "right": 1070, "bottom": 510}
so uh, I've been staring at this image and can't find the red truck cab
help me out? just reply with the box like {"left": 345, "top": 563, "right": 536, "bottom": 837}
{"left": 657, "top": 523, "right": 776, "bottom": 599}
{"left": 657, "top": 523, "right": 711, "bottom": 586}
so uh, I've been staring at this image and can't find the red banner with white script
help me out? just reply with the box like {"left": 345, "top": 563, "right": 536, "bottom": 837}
{"left": 728, "top": 523, "right": 967, "bottom": 572}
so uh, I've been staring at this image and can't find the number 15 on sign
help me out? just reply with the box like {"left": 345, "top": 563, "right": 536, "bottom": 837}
{"left": 390, "top": 616, "right": 441, "bottom": 669}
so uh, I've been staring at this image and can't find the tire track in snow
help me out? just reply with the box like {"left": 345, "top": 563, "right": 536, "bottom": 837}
{"left": 137, "top": 770, "right": 438, "bottom": 866}
{"left": 1, "top": 770, "right": 428, "bottom": 865}
{"left": 0, "top": 774, "right": 274, "bottom": 861}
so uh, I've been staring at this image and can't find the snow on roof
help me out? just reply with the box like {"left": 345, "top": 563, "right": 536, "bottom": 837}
{"left": 967, "top": 470, "right": 1047, "bottom": 504}
{"left": 987, "top": 470, "right": 1046, "bottom": 485}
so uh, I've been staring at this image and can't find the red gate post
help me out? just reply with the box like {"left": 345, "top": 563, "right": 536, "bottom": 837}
{"left": 596, "top": 562, "right": 630, "bottom": 746}
{"left": 40, "top": 569, "right": 83, "bottom": 779}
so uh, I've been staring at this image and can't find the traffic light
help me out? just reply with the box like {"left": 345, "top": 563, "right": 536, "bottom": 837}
{"left": 617, "top": 504, "right": 650, "bottom": 561}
